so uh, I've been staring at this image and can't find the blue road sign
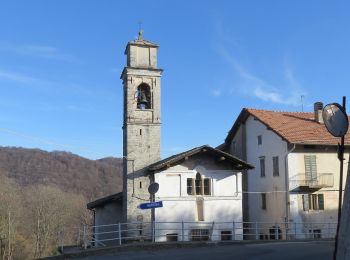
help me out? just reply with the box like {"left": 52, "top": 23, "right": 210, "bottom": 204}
{"left": 138, "top": 201, "right": 163, "bottom": 210}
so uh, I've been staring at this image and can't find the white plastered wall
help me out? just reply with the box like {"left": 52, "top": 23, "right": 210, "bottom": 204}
{"left": 153, "top": 162, "right": 243, "bottom": 241}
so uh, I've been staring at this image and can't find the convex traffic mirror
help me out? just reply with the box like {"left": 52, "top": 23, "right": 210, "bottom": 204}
{"left": 322, "top": 103, "right": 349, "bottom": 137}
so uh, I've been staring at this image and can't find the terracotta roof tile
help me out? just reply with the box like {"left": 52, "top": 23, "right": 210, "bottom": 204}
{"left": 245, "top": 108, "right": 350, "bottom": 145}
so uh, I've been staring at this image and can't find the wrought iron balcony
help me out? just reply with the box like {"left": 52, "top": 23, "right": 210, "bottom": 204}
{"left": 289, "top": 173, "right": 334, "bottom": 192}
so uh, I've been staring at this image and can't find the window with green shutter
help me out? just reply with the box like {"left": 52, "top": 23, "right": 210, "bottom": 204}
{"left": 304, "top": 155, "right": 317, "bottom": 180}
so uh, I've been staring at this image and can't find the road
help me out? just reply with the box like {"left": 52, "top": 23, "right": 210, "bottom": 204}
{"left": 79, "top": 240, "right": 334, "bottom": 260}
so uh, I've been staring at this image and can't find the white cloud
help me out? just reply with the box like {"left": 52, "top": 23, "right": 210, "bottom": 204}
{"left": 0, "top": 69, "right": 53, "bottom": 86}
{"left": 217, "top": 47, "right": 306, "bottom": 106}
{"left": 0, "top": 69, "right": 89, "bottom": 94}
{"left": 254, "top": 87, "right": 292, "bottom": 105}
{"left": 210, "top": 89, "right": 222, "bottom": 97}
{"left": 0, "top": 42, "right": 80, "bottom": 63}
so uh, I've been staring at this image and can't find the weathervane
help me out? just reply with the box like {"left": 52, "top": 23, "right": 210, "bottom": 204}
{"left": 137, "top": 21, "right": 144, "bottom": 40}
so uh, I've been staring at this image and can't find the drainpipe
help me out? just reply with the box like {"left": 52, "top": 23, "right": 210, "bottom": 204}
{"left": 284, "top": 144, "right": 296, "bottom": 235}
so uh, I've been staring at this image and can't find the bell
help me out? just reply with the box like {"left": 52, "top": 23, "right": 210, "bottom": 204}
{"left": 139, "top": 91, "right": 148, "bottom": 105}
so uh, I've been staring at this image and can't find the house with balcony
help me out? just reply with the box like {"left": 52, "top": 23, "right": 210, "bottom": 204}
{"left": 219, "top": 103, "right": 350, "bottom": 239}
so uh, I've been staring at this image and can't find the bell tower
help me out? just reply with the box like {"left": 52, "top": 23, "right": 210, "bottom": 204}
{"left": 121, "top": 31, "right": 162, "bottom": 223}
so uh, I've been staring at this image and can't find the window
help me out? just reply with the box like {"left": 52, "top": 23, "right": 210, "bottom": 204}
{"left": 269, "top": 226, "right": 282, "bottom": 240}
{"left": 273, "top": 156, "right": 279, "bottom": 177}
{"left": 203, "top": 179, "right": 211, "bottom": 195}
{"left": 136, "top": 83, "right": 151, "bottom": 109}
{"left": 187, "top": 173, "right": 211, "bottom": 196}
{"left": 261, "top": 193, "right": 267, "bottom": 210}
{"left": 318, "top": 194, "right": 325, "bottom": 210}
{"left": 258, "top": 135, "right": 262, "bottom": 145}
{"left": 195, "top": 173, "right": 201, "bottom": 195}
{"left": 221, "top": 231, "right": 232, "bottom": 241}
{"left": 304, "top": 155, "right": 317, "bottom": 180}
{"left": 190, "top": 229, "right": 209, "bottom": 241}
{"left": 309, "top": 229, "right": 321, "bottom": 239}
{"left": 187, "top": 178, "right": 193, "bottom": 195}
{"left": 302, "top": 194, "right": 324, "bottom": 211}
{"left": 259, "top": 157, "right": 265, "bottom": 177}
{"left": 166, "top": 233, "right": 178, "bottom": 241}
{"left": 302, "top": 194, "right": 309, "bottom": 211}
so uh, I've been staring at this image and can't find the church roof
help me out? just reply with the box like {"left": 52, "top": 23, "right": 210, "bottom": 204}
{"left": 128, "top": 38, "right": 159, "bottom": 47}
{"left": 224, "top": 108, "right": 350, "bottom": 146}
{"left": 148, "top": 145, "right": 254, "bottom": 172}
{"left": 87, "top": 192, "right": 122, "bottom": 210}
{"left": 124, "top": 30, "right": 159, "bottom": 54}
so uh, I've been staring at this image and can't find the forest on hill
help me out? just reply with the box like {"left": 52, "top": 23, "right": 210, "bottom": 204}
{"left": 0, "top": 147, "right": 123, "bottom": 259}
{"left": 0, "top": 147, "right": 123, "bottom": 201}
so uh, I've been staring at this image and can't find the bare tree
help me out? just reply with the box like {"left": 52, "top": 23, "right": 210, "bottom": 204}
{"left": 0, "top": 174, "right": 92, "bottom": 259}
{"left": 24, "top": 185, "right": 89, "bottom": 258}
{"left": 0, "top": 176, "right": 22, "bottom": 260}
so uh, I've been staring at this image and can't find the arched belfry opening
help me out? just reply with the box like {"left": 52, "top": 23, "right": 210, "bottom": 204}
{"left": 137, "top": 83, "right": 151, "bottom": 109}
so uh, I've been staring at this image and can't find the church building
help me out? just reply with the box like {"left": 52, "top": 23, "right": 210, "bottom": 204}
{"left": 87, "top": 32, "right": 253, "bottom": 244}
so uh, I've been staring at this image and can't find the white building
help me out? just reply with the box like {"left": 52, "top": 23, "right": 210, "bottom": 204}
{"left": 87, "top": 145, "right": 253, "bottom": 243}
{"left": 149, "top": 145, "right": 253, "bottom": 242}
{"left": 220, "top": 104, "right": 350, "bottom": 239}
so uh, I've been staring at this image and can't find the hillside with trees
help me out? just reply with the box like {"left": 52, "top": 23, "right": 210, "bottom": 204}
{"left": 0, "top": 147, "right": 123, "bottom": 201}
{"left": 0, "top": 147, "right": 123, "bottom": 259}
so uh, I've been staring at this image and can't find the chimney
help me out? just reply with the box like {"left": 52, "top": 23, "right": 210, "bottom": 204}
{"left": 314, "top": 102, "right": 324, "bottom": 123}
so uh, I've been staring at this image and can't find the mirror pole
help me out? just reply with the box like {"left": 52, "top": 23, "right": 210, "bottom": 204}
{"left": 334, "top": 96, "right": 346, "bottom": 260}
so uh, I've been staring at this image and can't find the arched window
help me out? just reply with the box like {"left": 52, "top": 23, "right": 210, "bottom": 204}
{"left": 136, "top": 83, "right": 151, "bottom": 109}
{"left": 195, "top": 173, "right": 202, "bottom": 195}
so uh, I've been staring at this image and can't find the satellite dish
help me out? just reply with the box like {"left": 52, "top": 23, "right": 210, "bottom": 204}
{"left": 148, "top": 182, "right": 159, "bottom": 194}
{"left": 322, "top": 103, "right": 349, "bottom": 137}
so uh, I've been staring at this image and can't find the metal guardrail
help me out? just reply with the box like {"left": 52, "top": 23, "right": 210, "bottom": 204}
{"left": 289, "top": 173, "right": 334, "bottom": 190}
{"left": 57, "top": 221, "right": 337, "bottom": 252}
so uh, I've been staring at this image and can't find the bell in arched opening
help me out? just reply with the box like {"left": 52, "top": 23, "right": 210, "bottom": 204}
{"left": 137, "top": 84, "right": 151, "bottom": 109}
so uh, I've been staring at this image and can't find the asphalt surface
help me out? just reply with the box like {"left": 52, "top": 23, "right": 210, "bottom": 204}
{"left": 78, "top": 240, "right": 334, "bottom": 260}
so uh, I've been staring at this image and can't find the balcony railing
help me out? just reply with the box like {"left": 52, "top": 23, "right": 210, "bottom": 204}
{"left": 289, "top": 173, "right": 334, "bottom": 191}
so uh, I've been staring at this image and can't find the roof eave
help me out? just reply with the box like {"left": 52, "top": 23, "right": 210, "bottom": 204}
{"left": 148, "top": 145, "right": 254, "bottom": 173}
{"left": 87, "top": 192, "right": 123, "bottom": 210}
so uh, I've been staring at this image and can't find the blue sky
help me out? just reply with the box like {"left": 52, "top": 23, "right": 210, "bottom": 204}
{"left": 0, "top": 1, "right": 349, "bottom": 159}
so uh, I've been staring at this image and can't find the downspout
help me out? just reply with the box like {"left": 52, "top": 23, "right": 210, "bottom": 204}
{"left": 284, "top": 144, "right": 296, "bottom": 236}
